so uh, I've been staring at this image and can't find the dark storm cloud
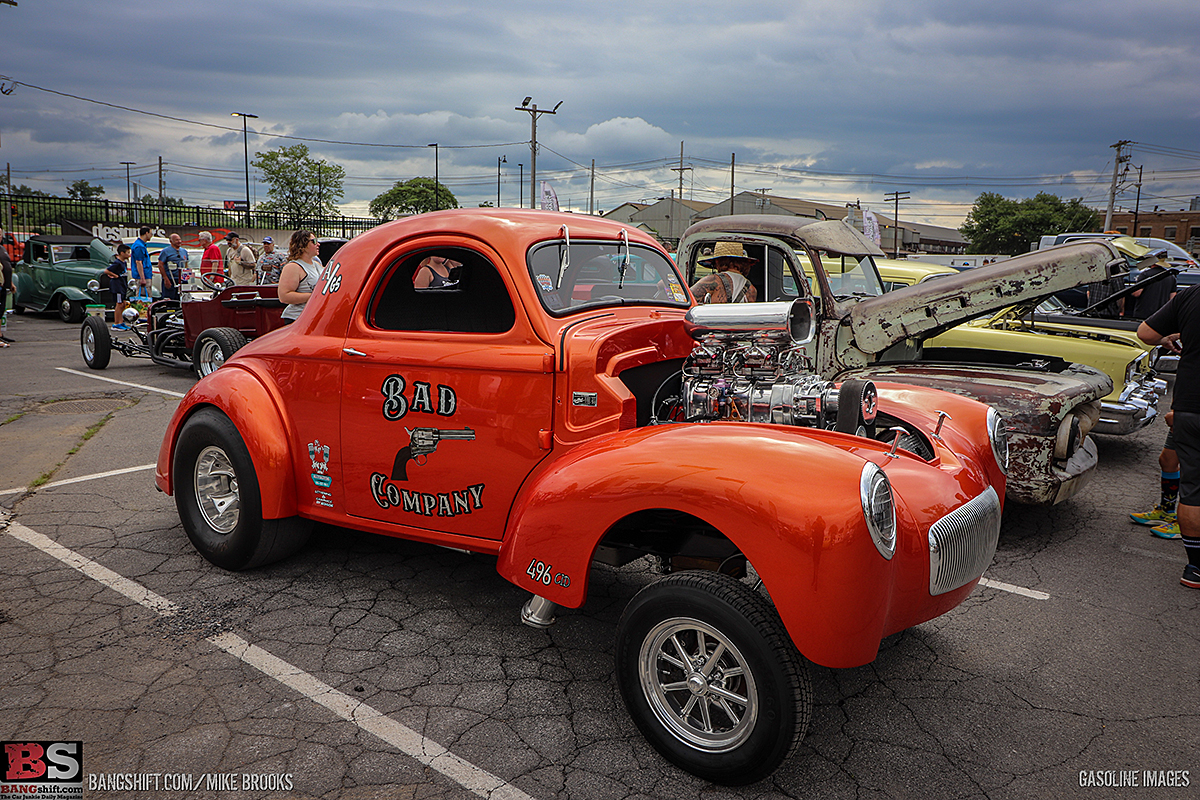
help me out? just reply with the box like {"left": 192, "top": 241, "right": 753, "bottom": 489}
{"left": 3, "top": 0, "right": 1197, "bottom": 219}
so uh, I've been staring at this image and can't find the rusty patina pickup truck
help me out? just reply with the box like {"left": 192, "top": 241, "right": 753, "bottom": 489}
{"left": 681, "top": 216, "right": 1128, "bottom": 505}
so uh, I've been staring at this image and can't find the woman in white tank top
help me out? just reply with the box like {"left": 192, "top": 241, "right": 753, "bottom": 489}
{"left": 278, "top": 230, "right": 324, "bottom": 322}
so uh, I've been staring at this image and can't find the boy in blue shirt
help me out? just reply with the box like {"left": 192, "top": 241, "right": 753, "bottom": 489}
{"left": 106, "top": 243, "right": 132, "bottom": 330}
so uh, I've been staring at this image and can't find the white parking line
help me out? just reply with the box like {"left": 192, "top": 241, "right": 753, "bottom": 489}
{"left": 2, "top": 520, "right": 539, "bottom": 800}
{"left": 0, "top": 463, "right": 157, "bottom": 497}
{"left": 55, "top": 366, "right": 187, "bottom": 398}
{"left": 6, "top": 522, "right": 181, "bottom": 616}
{"left": 978, "top": 577, "right": 1050, "bottom": 600}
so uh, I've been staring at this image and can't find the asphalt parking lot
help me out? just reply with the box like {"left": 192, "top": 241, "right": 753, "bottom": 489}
{"left": 1, "top": 311, "right": 1196, "bottom": 800}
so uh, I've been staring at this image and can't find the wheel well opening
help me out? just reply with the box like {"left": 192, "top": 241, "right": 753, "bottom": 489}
{"left": 594, "top": 508, "right": 746, "bottom": 578}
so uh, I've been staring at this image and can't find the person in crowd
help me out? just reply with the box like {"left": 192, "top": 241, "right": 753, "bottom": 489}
{"left": 1130, "top": 418, "right": 1182, "bottom": 539}
{"left": 1138, "top": 290, "right": 1200, "bottom": 588}
{"left": 278, "top": 230, "right": 323, "bottom": 324}
{"left": 158, "top": 233, "right": 188, "bottom": 300}
{"left": 0, "top": 228, "right": 13, "bottom": 347}
{"left": 256, "top": 236, "right": 286, "bottom": 284}
{"left": 106, "top": 242, "right": 132, "bottom": 330}
{"left": 1129, "top": 255, "right": 1177, "bottom": 320}
{"left": 130, "top": 226, "right": 154, "bottom": 301}
{"left": 225, "top": 232, "right": 257, "bottom": 285}
{"left": 689, "top": 242, "right": 758, "bottom": 303}
{"left": 413, "top": 255, "right": 461, "bottom": 288}
{"left": 199, "top": 231, "right": 223, "bottom": 279}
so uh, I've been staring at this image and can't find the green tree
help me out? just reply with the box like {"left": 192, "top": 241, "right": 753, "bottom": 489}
{"left": 369, "top": 177, "right": 458, "bottom": 218}
{"left": 960, "top": 192, "right": 1100, "bottom": 255}
{"left": 251, "top": 144, "right": 345, "bottom": 221}
{"left": 66, "top": 179, "right": 105, "bottom": 200}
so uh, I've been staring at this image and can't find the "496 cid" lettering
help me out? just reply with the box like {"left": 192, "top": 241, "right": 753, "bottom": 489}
{"left": 526, "top": 559, "right": 570, "bottom": 588}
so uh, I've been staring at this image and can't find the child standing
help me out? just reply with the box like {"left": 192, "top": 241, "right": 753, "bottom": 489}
{"left": 106, "top": 243, "right": 132, "bottom": 330}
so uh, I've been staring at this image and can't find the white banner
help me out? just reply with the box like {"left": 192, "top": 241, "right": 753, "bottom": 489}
{"left": 862, "top": 210, "right": 881, "bottom": 245}
{"left": 540, "top": 181, "right": 559, "bottom": 212}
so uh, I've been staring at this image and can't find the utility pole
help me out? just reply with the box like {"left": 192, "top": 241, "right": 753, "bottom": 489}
{"left": 884, "top": 190, "right": 910, "bottom": 258}
{"left": 730, "top": 153, "right": 735, "bottom": 213}
{"left": 1132, "top": 164, "right": 1143, "bottom": 236}
{"left": 518, "top": 164, "right": 523, "bottom": 208}
{"left": 670, "top": 142, "right": 692, "bottom": 203}
{"left": 589, "top": 159, "right": 595, "bottom": 215}
{"left": 515, "top": 98, "right": 562, "bottom": 209}
{"left": 1104, "top": 140, "right": 1132, "bottom": 231}
{"left": 158, "top": 156, "right": 164, "bottom": 225}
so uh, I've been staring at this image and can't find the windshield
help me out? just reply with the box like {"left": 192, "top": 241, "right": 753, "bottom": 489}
{"left": 528, "top": 240, "right": 690, "bottom": 315}
{"left": 794, "top": 250, "right": 884, "bottom": 301}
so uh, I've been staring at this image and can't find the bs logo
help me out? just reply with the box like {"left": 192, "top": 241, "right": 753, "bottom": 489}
{"left": 2, "top": 742, "right": 83, "bottom": 783}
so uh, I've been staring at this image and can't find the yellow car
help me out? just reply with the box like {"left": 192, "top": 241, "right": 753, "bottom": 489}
{"left": 876, "top": 258, "right": 1166, "bottom": 435}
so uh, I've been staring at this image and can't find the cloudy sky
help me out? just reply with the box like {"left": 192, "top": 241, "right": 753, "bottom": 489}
{"left": 3, "top": 0, "right": 1199, "bottom": 228}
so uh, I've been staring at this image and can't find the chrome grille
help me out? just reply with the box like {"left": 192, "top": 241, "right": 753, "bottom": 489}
{"left": 928, "top": 486, "right": 1001, "bottom": 595}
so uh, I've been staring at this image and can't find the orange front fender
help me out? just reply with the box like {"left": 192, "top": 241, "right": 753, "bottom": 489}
{"left": 156, "top": 365, "right": 298, "bottom": 519}
{"left": 497, "top": 423, "right": 901, "bottom": 667}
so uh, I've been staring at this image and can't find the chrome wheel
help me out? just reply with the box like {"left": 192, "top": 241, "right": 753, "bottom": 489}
{"left": 194, "top": 445, "right": 239, "bottom": 534}
{"left": 196, "top": 339, "right": 227, "bottom": 376}
{"left": 639, "top": 616, "right": 758, "bottom": 752}
{"left": 82, "top": 327, "right": 96, "bottom": 361}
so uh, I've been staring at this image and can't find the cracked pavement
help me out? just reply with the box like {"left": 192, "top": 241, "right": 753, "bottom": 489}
{"left": 1, "top": 314, "right": 1196, "bottom": 799}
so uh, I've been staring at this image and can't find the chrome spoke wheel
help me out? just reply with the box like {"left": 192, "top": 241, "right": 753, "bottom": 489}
{"left": 82, "top": 327, "right": 96, "bottom": 361}
{"left": 638, "top": 616, "right": 757, "bottom": 752}
{"left": 194, "top": 445, "right": 240, "bottom": 534}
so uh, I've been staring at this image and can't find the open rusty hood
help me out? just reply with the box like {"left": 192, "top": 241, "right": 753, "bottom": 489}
{"left": 848, "top": 241, "right": 1127, "bottom": 354}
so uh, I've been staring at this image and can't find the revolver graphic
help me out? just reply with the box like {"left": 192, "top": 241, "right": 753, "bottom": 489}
{"left": 391, "top": 427, "right": 476, "bottom": 481}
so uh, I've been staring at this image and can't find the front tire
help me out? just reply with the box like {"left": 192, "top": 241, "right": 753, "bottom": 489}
{"left": 192, "top": 327, "right": 248, "bottom": 378}
{"left": 81, "top": 316, "right": 111, "bottom": 369}
{"left": 616, "top": 571, "right": 812, "bottom": 785}
{"left": 173, "top": 407, "right": 311, "bottom": 570}
{"left": 58, "top": 297, "right": 84, "bottom": 323}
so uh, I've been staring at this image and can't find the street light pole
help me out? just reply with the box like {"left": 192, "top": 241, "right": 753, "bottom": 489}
{"left": 428, "top": 143, "right": 439, "bottom": 212}
{"left": 518, "top": 164, "right": 523, "bottom": 208}
{"left": 231, "top": 112, "right": 258, "bottom": 226}
{"left": 497, "top": 155, "right": 506, "bottom": 207}
{"left": 120, "top": 162, "right": 135, "bottom": 205}
{"left": 515, "top": 98, "right": 561, "bottom": 209}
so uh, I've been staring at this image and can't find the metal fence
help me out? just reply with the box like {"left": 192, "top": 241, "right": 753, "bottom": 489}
{"left": 3, "top": 193, "right": 383, "bottom": 239}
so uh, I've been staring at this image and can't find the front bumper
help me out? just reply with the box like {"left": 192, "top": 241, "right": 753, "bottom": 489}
{"left": 1095, "top": 377, "right": 1167, "bottom": 435}
{"left": 1006, "top": 432, "right": 1098, "bottom": 505}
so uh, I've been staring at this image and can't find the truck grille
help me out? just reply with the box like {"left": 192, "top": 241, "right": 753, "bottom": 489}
{"left": 928, "top": 486, "right": 1001, "bottom": 595}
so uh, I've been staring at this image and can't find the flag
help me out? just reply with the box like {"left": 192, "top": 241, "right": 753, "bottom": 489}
{"left": 540, "top": 181, "right": 559, "bottom": 212}
{"left": 863, "top": 210, "right": 882, "bottom": 245}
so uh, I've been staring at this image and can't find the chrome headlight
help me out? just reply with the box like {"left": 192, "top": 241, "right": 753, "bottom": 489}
{"left": 860, "top": 462, "right": 896, "bottom": 560}
{"left": 987, "top": 407, "right": 1009, "bottom": 476}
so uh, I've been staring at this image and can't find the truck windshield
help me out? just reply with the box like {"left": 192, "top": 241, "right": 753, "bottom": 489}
{"left": 793, "top": 251, "right": 885, "bottom": 301}
{"left": 527, "top": 241, "right": 691, "bottom": 315}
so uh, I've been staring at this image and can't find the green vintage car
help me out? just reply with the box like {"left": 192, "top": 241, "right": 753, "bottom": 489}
{"left": 876, "top": 259, "right": 1167, "bottom": 436}
{"left": 11, "top": 235, "right": 116, "bottom": 322}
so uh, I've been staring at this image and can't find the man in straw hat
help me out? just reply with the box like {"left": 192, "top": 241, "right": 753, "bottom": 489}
{"left": 689, "top": 241, "right": 758, "bottom": 303}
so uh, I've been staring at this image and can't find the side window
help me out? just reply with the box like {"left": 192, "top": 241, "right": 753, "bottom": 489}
{"left": 29, "top": 241, "right": 50, "bottom": 263}
{"left": 371, "top": 247, "right": 516, "bottom": 334}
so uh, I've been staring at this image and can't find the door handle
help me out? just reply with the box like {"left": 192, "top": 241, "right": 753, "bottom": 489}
{"left": 342, "top": 347, "right": 369, "bottom": 357}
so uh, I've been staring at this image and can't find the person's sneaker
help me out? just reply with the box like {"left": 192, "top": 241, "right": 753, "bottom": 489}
{"left": 1130, "top": 505, "right": 1176, "bottom": 526}
{"left": 112, "top": 324, "right": 129, "bottom": 331}
{"left": 1151, "top": 521, "right": 1182, "bottom": 540}
{"left": 1182, "top": 564, "right": 1200, "bottom": 589}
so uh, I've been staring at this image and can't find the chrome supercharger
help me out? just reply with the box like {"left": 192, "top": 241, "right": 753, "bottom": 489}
{"left": 681, "top": 298, "right": 878, "bottom": 434}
